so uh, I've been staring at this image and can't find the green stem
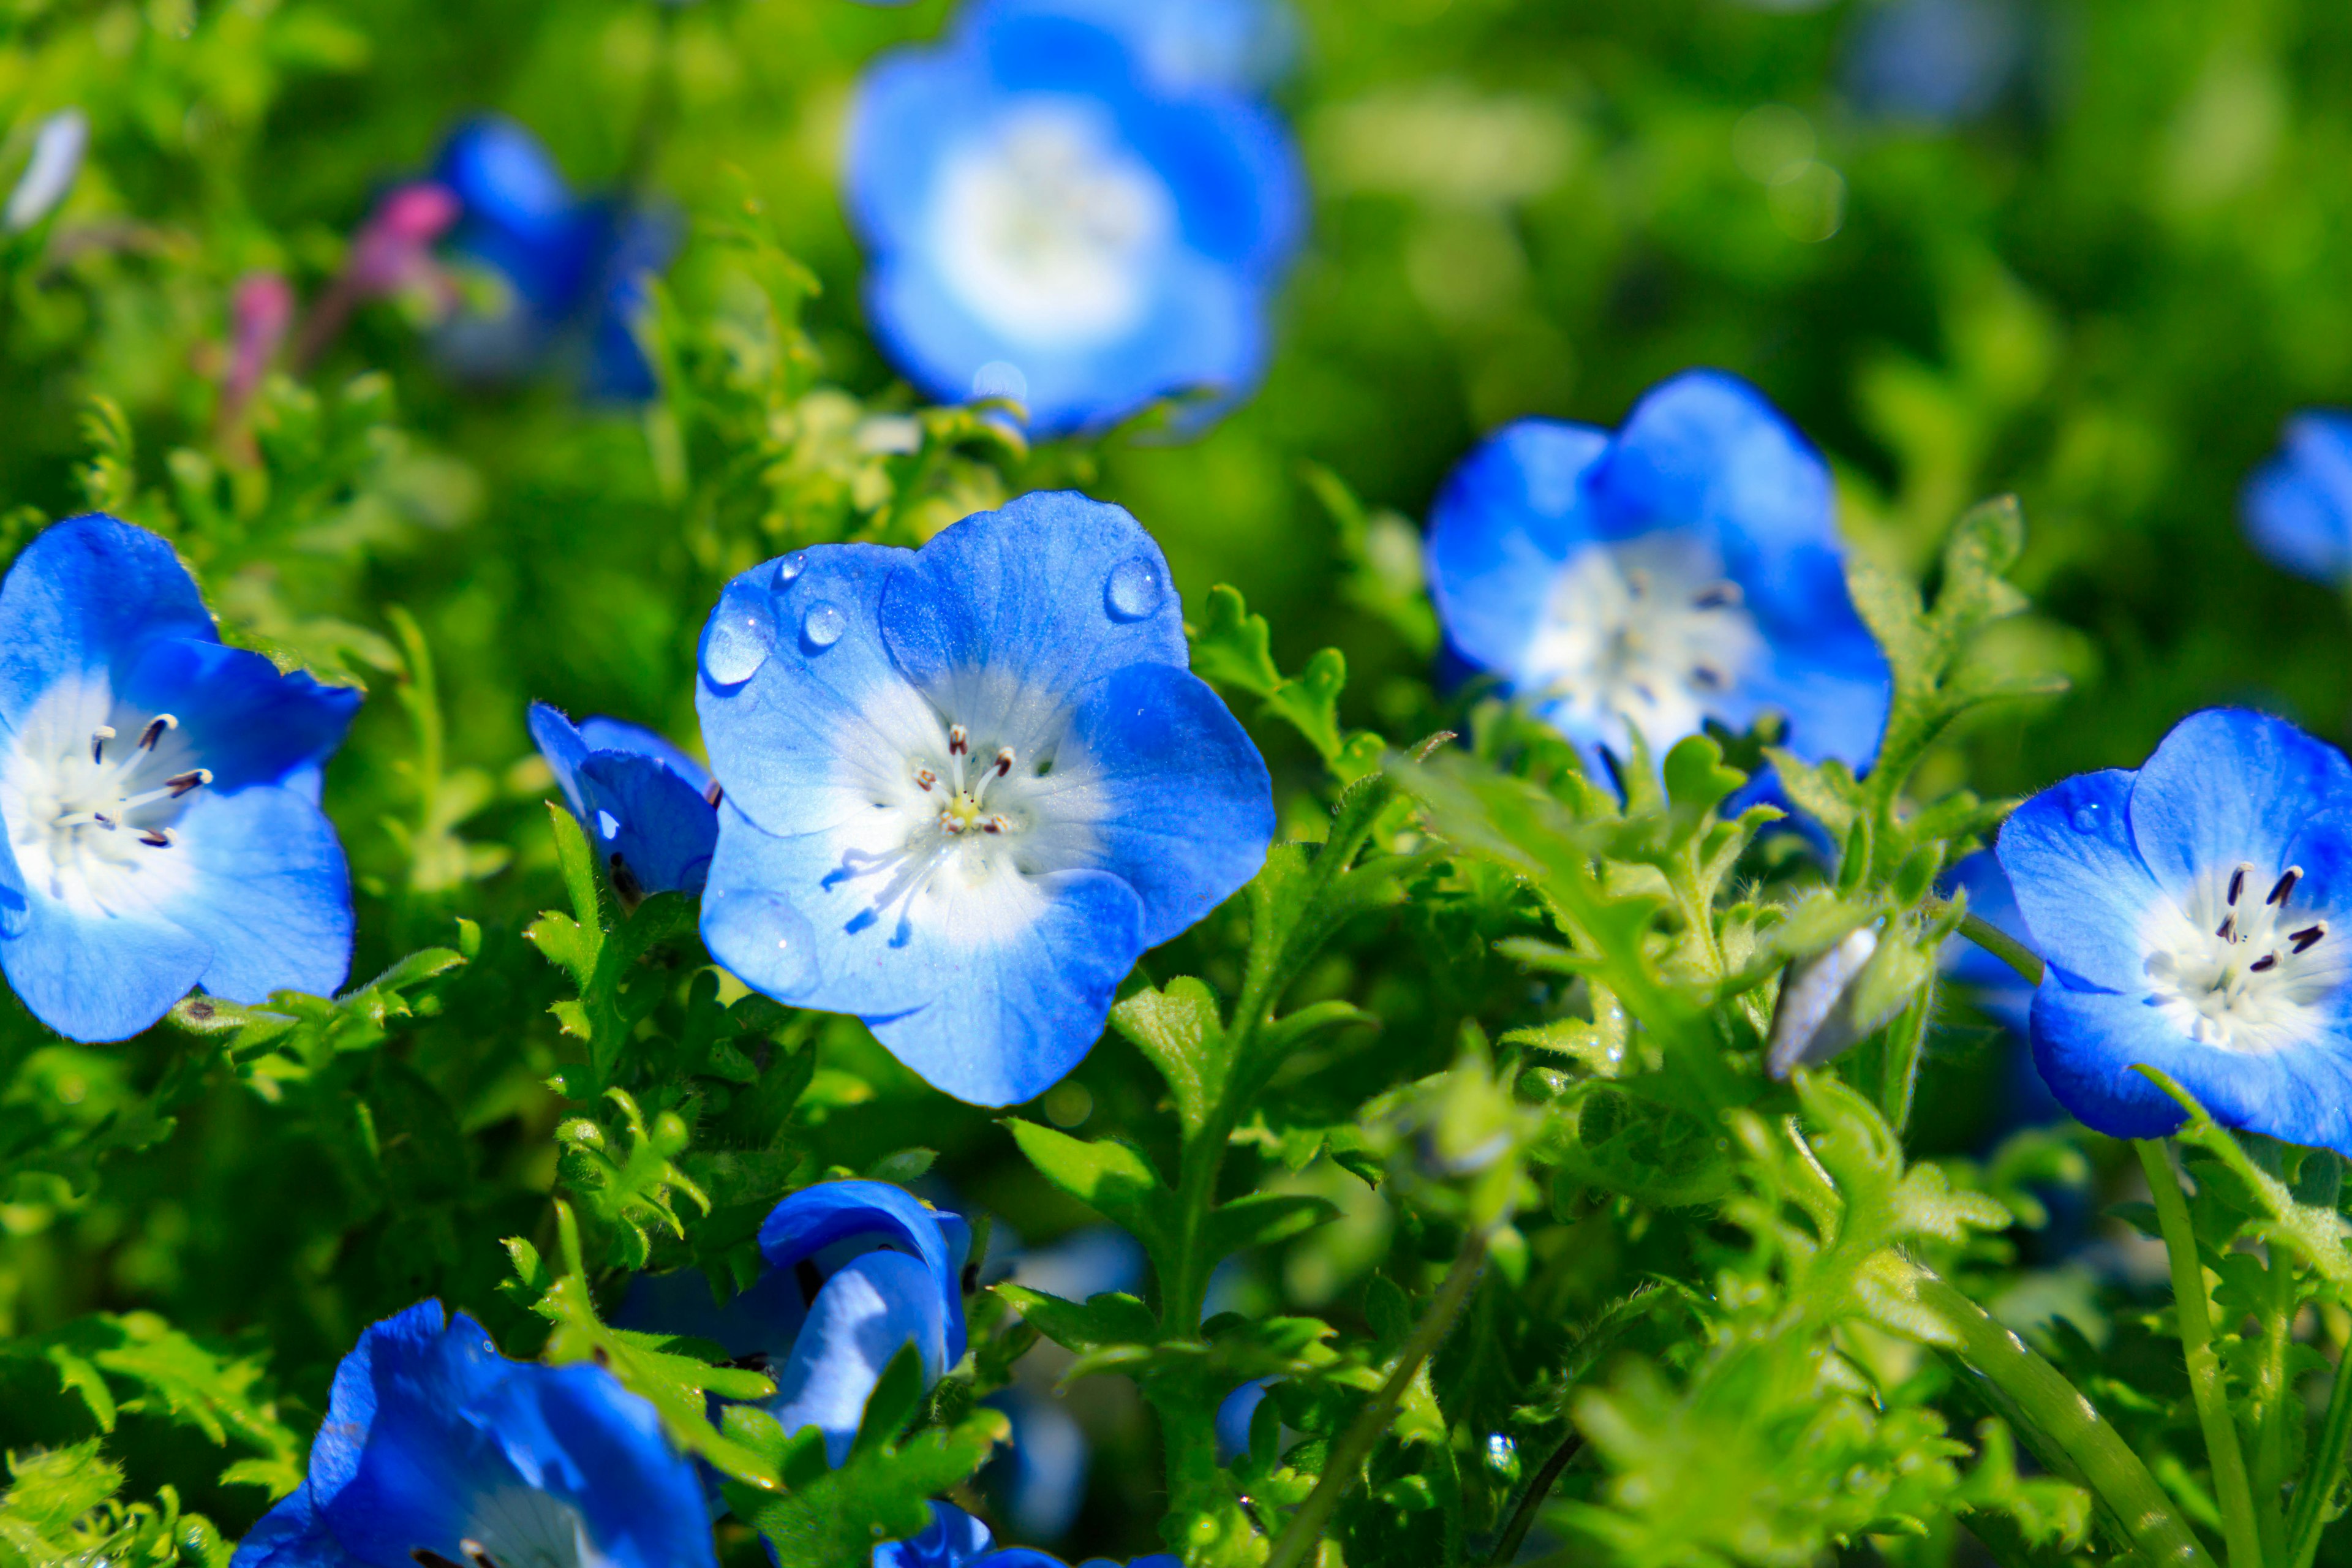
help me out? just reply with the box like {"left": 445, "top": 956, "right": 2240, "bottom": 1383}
{"left": 2252, "top": 1257, "right": 2296, "bottom": 1563}
{"left": 2286, "top": 1314, "right": 2352, "bottom": 1568}
{"left": 2138, "top": 1138, "right": 2263, "bottom": 1568}
{"left": 1908, "top": 1265, "right": 2215, "bottom": 1568}
{"left": 1958, "top": 908, "right": 2045, "bottom": 987}
{"left": 1265, "top": 1229, "right": 1490, "bottom": 1568}
{"left": 1488, "top": 1436, "right": 1581, "bottom": 1567}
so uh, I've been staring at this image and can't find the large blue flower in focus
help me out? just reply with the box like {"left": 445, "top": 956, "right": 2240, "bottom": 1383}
{"left": 230, "top": 1300, "right": 715, "bottom": 1568}
{"left": 1998, "top": 707, "right": 2352, "bottom": 1152}
{"left": 529, "top": 703, "right": 718, "bottom": 901}
{"left": 843, "top": 1, "right": 1304, "bottom": 435}
{"left": 0, "top": 515, "right": 358, "bottom": 1042}
{"left": 874, "top": 1501, "right": 1177, "bottom": 1568}
{"left": 695, "top": 491, "right": 1273, "bottom": 1107}
{"left": 2243, "top": 410, "right": 2352, "bottom": 587}
{"left": 431, "top": 115, "right": 676, "bottom": 402}
{"left": 620, "top": 1180, "right": 970, "bottom": 1466}
{"left": 1423, "top": 369, "right": 1891, "bottom": 775}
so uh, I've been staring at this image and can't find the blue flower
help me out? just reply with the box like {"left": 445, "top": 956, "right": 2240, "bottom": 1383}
{"left": 230, "top": 1300, "right": 715, "bottom": 1568}
{"left": 1939, "top": 850, "right": 2034, "bottom": 1036}
{"left": 6, "top": 107, "right": 87, "bottom": 233}
{"left": 960, "top": 0, "right": 1298, "bottom": 95}
{"left": 1997, "top": 707, "right": 2352, "bottom": 1152}
{"left": 872, "top": 1501, "right": 1178, "bottom": 1568}
{"left": 430, "top": 115, "right": 677, "bottom": 402}
{"left": 529, "top": 703, "right": 718, "bottom": 901}
{"left": 842, "top": 2, "right": 1304, "bottom": 435}
{"left": 1423, "top": 369, "right": 1891, "bottom": 775}
{"left": 0, "top": 515, "right": 358, "bottom": 1043}
{"left": 2242, "top": 410, "right": 2352, "bottom": 587}
{"left": 1842, "top": 0, "right": 2024, "bottom": 126}
{"left": 694, "top": 491, "right": 1274, "bottom": 1107}
{"left": 618, "top": 1180, "right": 970, "bottom": 1466}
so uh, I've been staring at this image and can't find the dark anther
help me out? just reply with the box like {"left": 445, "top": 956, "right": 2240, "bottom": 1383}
{"left": 138, "top": 715, "right": 173, "bottom": 750}
{"left": 2228, "top": 864, "right": 2250, "bottom": 905}
{"left": 960, "top": 1262, "right": 979, "bottom": 1293}
{"left": 795, "top": 1257, "right": 824, "bottom": 1306}
{"left": 704, "top": 780, "right": 724, "bottom": 808}
{"left": 461, "top": 1539, "right": 502, "bottom": 1568}
{"left": 138, "top": 827, "right": 170, "bottom": 847}
{"left": 92, "top": 812, "right": 115, "bottom": 830}
{"left": 410, "top": 1551, "right": 464, "bottom": 1568}
{"left": 609, "top": 853, "right": 644, "bottom": 907}
{"left": 91, "top": 725, "right": 113, "bottom": 764}
{"left": 1690, "top": 663, "right": 1727, "bottom": 690}
{"left": 915, "top": 768, "right": 937, "bottom": 792}
{"left": 2272, "top": 867, "right": 2305, "bottom": 905}
{"left": 2252, "top": 954, "right": 2280, "bottom": 973}
{"left": 2294, "top": 923, "right": 2329, "bottom": 953}
{"left": 1693, "top": 581, "right": 1743, "bottom": 609}
{"left": 994, "top": 747, "right": 1014, "bottom": 777}
{"left": 2217, "top": 914, "right": 2237, "bottom": 942}
{"left": 167, "top": 769, "right": 210, "bottom": 797}
{"left": 949, "top": 725, "right": 969, "bottom": 755}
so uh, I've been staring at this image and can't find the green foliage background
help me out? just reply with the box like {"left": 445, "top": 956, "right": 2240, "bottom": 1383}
{"left": 1, "top": 0, "right": 2350, "bottom": 1565}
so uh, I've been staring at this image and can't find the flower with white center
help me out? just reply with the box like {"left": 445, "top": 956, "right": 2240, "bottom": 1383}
{"left": 1999, "top": 707, "right": 2352, "bottom": 1153}
{"left": 843, "top": 0, "right": 1303, "bottom": 435}
{"left": 227, "top": 1301, "right": 715, "bottom": 1568}
{"left": 2242, "top": 409, "right": 2352, "bottom": 587}
{"left": 618, "top": 1180, "right": 969, "bottom": 1467}
{"left": 528, "top": 704, "right": 718, "bottom": 903}
{"left": 1423, "top": 369, "right": 1891, "bottom": 775}
{"left": 695, "top": 491, "right": 1273, "bottom": 1107}
{"left": 6, "top": 107, "right": 87, "bottom": 233}
{"left": 0, "top": 515, "right": 358, "bottom": 1043}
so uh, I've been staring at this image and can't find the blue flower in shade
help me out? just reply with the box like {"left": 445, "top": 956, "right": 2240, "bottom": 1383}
{"left": 229, "top": 1301, "right": 715, "bottom": 1568}
{"left": 842, "top": 2, "right": 1304, "bottom": 435}
{"left": 872, "top": 1501, "right": 1177, "bottom": 1568}
{"left": 1423, "top": 369, "right": 1891, "bottom": 776}
{"left": 694, "top": 491, "right": 1273, "bottom": 1107}
{"left": 2243, "top": 410, "right": 2352, "bottom": 587}
{"left": 1997, "top": 707, "right": 2352, "bottom": 1152}
{"left": 1842, "top": 0, "right": 2023, "bottom": 126}
{"left": 0, "top": 516, "right": 358, "bottom": 1043}
{"left": 430, "top": 115, "right": 677, "bottom": 402}
{"left": 529, "top": 703, "right": 718, "bottom": 902}
{"left": 619, "top": 1180, "right": 970, "bottom": 1465}
{"left": 1940, "top": 850, "right": 2034, "bottom": 1036}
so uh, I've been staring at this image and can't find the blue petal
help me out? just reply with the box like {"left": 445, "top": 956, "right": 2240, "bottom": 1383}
{"left": 758, "top": 1178, "right": 970, "bottom": 1365}
{"left": 575, "top": 714, "right": 710, "bottom": 794}
{"left": 227, "top": 1483, "right": 356, "bottom": 1568}
{"left": 2127, "top": 708, "right": 2352, "bottom": 905}
{"left": 1718, "top": 612, "right": 1889, "bottom": 770}
{"left": 1995, "top": 766, "right": 2149, "bottom": 995}
{"left": 1423, "top": 419, "right": 1611, "bottom": 674}
{"left": 1, "top": 892, "right": 209, "bottom": 1042}
{"left": 614, "top": 1262, "right": 811, "bottom": 1363}
{"left": 529, "top": 701, "right": 593, "bottom": 820}
{"left": 578, "top": 752, "right": 718, "bottom": 895}
{"left": 2244, "top": 411, "right": 2352, "bottom": 584}
{"left": 0, "top": 515, "right": 214, "bottom": 725}
{"left": 1057, "top": 662, "right": 1270, "bottom": 948}
{"left": 165, "top": 784, "right": 353, "bottom": 1004}
{"left": 121, "top": 638, "right": 360, "bottom": 791}
{"left": 880, "top": 493, "right": 1189, "bottom": 704}
{"left": 876, "top": 1502, "right": 997, "bottom": 1568}
{"left": 768, "top": 1250, "right": 952, "bottom": 1466}
{"left": 989, "top": 1389, "right": 1089, "bottom": 1541}
{"left": 1213, "top": 1378, "right": 1270, "bottom": 1464}
{"left": 1938, "top": 851, "right": 2035, "bottom": 1033}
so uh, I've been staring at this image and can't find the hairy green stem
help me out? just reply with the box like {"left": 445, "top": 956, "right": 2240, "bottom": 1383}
{"left": 1908, "top": 1265, "right": 2216, "bottom": 1568}
{"left": 1488, "top": 1435, "right": 1581, "bottom": 1567}
{"left": 1957, "top": 909, "right": 2045, "bottom": 987}
{"left": 2138, "top": 1138, "right": 2263, "bottom": 1568}
{"left": 1265, "top": 1229, "right": 1490, "bottom": 1568}
{"left": 2287, "top": 1315, "right": 2352, "bottom": 1568}
{"left": 2252, "top": 1257, "right": 2296, "bottom": 1562}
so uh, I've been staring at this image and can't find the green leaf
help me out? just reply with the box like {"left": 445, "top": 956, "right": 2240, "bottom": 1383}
{"left": 994, "top": 1284, "right": 1159, "bottom": 1353}
{"left": 1006, "top": 1120, "right": 1172, "bottom": 1256}
{"left": 1188, "top": 584, "right": 1380, "bottom": 777}
{"left": 850, "top": 1343, "right": 928, "bottom": 1460}
{"left": 1201, "top": 1193, "right": 1340, "bottom": 1262}
{"left": 1110, "top": 977, "right": 1227, "bottom": 1135}
{"left": 729, "top": 1406, "right": 1009, "bottom": 1568}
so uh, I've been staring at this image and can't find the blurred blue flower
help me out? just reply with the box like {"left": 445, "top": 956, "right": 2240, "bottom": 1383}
{"left": 429, "top": 115, "right": 677, "bottom": 402}
{"left": 1213, "top": 1378, "right": 1270, "bottom": 1464}
{"left": 619, "top": 1180, "right": 970, "bottom": 1465}
{"left": 1998, "top": 707, "right": 2352, "bottom": 1152}
{"left": 1939, "top": 850, "right": 2034, "bottom": 1035}
{"left": 1843, "top": 0, "right": 2023, "bottom": 126}
{"left": 2244, "top": 410, "right": 2352, "bottom": 587}
{"left": 695, "top": 492, "right": 1273, "bottom": 1107}
{"left": 965, "top": 0, "right": 1298, "bottom": 94}
{"left": 843, "top": 1, "right": 1304, "bottom": 435}
{"left": 529, "top": 703, "right": 718, "bottom": 901}
{"left": 872, "top": 1501, "right": 1178, "bottom": 1568}
{"left": 0, "top": 515, "right": 358, "bottom": 1042}
{"left": 230, "top": 1300, "right": 715, "bottom": 1568}
{"left": 1423, "top": 369, "right": 1890, "bottom": 777}
{"left": 6, "top": 107, "right": 86, "bottom": 233}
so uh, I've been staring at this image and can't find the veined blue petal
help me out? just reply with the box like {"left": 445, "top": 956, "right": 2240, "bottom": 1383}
{"left": 167, "top": 783, "right": 353, "bottom": 1004}
{"left": 758, "top": 1178, "right": 971, "bottom": 1366}
{"left": 0, "top": 889, "right": 209, "bottom": 1042}
{"left": 577, "top": 752, "right": 718, "bottom": 895}
{"left": 0, "top": 514, "right": 213, "bottom": 723}
{"left": 2127, "top": 708, "right": 2352, "bottom": 907}
{"left": 120, "top": 637, "right": 360, "bottom": 791}
{"left": 1995, "top": 767, "right": 2147, "bottom": 995}
{"left": 572, "top": 715, "right": 710, "bottom": 796}
{"left": 769, "top": 1251, "right": 952, "bottom": 1465}
{"left": 1423, "top": 420, "right": 1611, "bottom": 674}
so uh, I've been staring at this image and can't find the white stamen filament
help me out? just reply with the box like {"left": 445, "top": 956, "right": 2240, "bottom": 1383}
{"left": 2143, "top": 856, "right": 2346, "bottom": 1052}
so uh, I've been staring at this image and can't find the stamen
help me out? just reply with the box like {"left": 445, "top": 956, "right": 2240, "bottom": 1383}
{"left": 949, "top": 724, "right": 968, "bottom": 755}
{"left": 2271, "top": 867, "right": 2304, "bottom": 905}
{"left": 704, "top": 780, "right": 723, "bottom": 808}
{"left": 2293, "top": 923, "right": 2329, "bottom": 954}
{"left": 1690, "top": 663, "right": 1727, "bottom": 691}
{"left": 2252, "top": 954, "right": 2280, "bottom": 973}
{"left": 90, "top": 725, "right": 114, "bottom": 764}
{"left": 2217, "top": 914, "right": 2236, "bottom": 942}
{"left": 1692, "top": 581, "right": 1743, "bottom": 609}
{"left": 166, "top": 769, "right": 211, "bottom": 797}
{"left": 92, "top": 812, "right": 115, "bottom": 831}
{"left": 138, "top": 827, "right": 171, "bottom": 848}
{"left": 411, "top": 1553, "right": 464, "bottom": 1568}
{"left": 795, "top": 1257, "right": 824, "bottom": 1306}
{"left": 138, "top": 714, "right": 176, "bottom": 750}
{"left": 2228, "top": 862, "right": 2252, "bottom": 905}
{"left": 914, "top": 767, "right": 937, "bottom": 792}
{"left": 994, "top": 745, "right": 1014, "bottom": 778}
{"left": 460, "top": 1542, "right": 501, "bottom": 1568}
{"left": 984, "top": 815, "right": 1012, "bottom": 835}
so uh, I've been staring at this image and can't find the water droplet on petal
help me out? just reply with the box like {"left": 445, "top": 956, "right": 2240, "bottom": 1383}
{"left": 597, "top": 810, "right": 621, "bottom": 841}
{"left": 701, "top": 587, "right": 775, "bottom": 688}
{"left": 802, "top": 600, "right": 846, "bottom": 650}
{"left": 2071, "top": 803, "right": 2103, "bottom": 834}
{"left": 774, "top": 552, "right": 807, "bottom": 587}
{"left": 1106, "top": 556, "right": 1165, "bottom": 622}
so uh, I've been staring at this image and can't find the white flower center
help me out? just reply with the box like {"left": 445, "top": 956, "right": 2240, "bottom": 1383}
{"left": 421, "top": 1488, "right": 616, "bottom": 1568}
{"left": 1515, "top": 532, "right": 1764, "bottom": 755}
{"left": 1, "top": 674, "right": 208, "bottom": 916}
{"left": 930, "top": 101, "right": 1175, "bottom": 352}
{"left": 2141, "top": 859, "right": 2345, "bottom": 1052}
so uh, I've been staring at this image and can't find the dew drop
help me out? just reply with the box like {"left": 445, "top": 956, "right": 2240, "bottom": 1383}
{"left": 1105, "top": 556, "right": 1165, "bottom": 622}
{"left": 774, "top": 552, "right": 807, "bottom": 588}
{"left": 802, "top": 600, "right": 847, "bottom": 650}
{"left": 2070, "top": 803, "right": 2103, "bottom": 834}
{"left": 596, "top": 810, "right": 621, "bottom": 842}
{"left": 701, "top": 587, "right": 775, "bottom": 688}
